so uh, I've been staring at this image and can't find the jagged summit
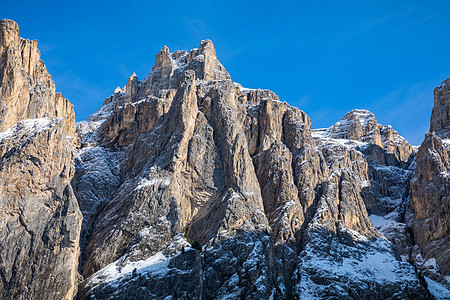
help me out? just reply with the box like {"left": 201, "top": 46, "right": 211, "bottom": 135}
{"left": 148, "top": 39, "right": 230, "bottom": 89}
{"left": 0, "top": 19, "right": 20, "bottom": 47}
{"left": 431, "top": 77, "right": 450, "bottom": 139}
{"left": 85, "top": 39, "right": 232, "bottom": 125}
{"left": 327, "top": 109, "right": 379, "bottom": 140}
{"left": 313, "top": 108, "right": 413, "bottom": 167}
{"left": 0, "top": 18, "right": 74, "bottom": 135}
{"left": 1, "top": 19, "right": 449, "bottom": 299}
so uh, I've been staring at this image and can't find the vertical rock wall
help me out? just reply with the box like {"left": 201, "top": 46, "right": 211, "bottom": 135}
{"left": 0, "top": 19, "right": 81, "bottom": 300}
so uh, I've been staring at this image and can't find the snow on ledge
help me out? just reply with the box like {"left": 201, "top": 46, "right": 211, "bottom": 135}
{"left": 86, "top": 234, "right": 191, "bottom": 290}
{"left": 425, "top": 276, "right": 450, "bottom": 299}
{"left": 0, "top": 117, "right": 59, "bottom": 143}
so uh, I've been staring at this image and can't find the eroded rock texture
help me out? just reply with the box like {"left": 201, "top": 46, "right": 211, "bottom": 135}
{"left": 1, "top": 18, "right": 448, "bottom": 299}
{"left": 75, "top": 41, "right": 431, "bottom": 299}
{"left": 410, "top": 78, "right": 450, "bottom": 284}
{"left": 430, "top": 78, "right": 450, "bottom": 139}
{"left": 0, "top": 20, "right": 81, "bottom": 300}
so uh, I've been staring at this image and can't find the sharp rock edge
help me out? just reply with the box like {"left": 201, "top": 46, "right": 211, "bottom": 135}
{"left": 0, "top": 19, "right": 449, "bottom": 299}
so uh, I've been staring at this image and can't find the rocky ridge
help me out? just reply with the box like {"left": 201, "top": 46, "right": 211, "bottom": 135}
{"left": 73, "top": 41, "right": 445, "bottom": 298}
{"left": 0, "top": 19, "right": 81, "bottom": 300}
{"left": 0, "top": 18, "right": 449, "bottom": 299}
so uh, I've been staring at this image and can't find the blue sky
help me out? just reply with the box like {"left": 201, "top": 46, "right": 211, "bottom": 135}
{"left": 2, "top": 0, "right": 449, "bottom": 144}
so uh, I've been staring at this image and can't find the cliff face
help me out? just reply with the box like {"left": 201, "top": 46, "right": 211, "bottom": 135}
{"left": 1, "top": 18, "right": 449, "bottom": 300}
{"left": 0, "top": 20, "right": 74, "bottom": 136}
{"left": 0, "top": 20, "right": 81, "bottom": 300}
{"left": 74, "top": 41, "right": 430, "bottom": 299}
{"left": 430, "top": 78, "right": 450, "bottom": 139}
{"left": 410, "top": 78, "right": 450, "bottom": 282}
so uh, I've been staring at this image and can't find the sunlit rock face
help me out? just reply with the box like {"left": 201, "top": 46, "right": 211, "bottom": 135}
{"left": 1, "top": 17, "right": 449, "bottom": 299}
{"left": 0, "top": 19, "right": 81, "bottom": 300}
{"left": 74, "top": 39, "right": 432, "bottom": 299}
{"left": 0, "top": 19, "right": 75, "bottom": 136}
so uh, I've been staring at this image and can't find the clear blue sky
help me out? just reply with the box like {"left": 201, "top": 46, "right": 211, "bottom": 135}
{"left": 2, "top": 0, "right": 449, "bottom": 144}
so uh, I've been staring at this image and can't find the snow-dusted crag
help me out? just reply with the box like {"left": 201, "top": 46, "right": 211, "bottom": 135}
{"left": 1, "top": 18, "right": 449, "bottom": 299}
{"left": 73, "top": 39, "right": 442, "bottom": 298}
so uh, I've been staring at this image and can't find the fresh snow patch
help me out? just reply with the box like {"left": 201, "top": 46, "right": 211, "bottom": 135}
{"left": 87, "top": 234, "right": 191, "bottom": 290}
{"left": 89, "top": 251, "right": 170, "bottom": 288}
{"left": 423, "top": 258, "right": 438, "bottom": 270}
{"left": 134, "top": 176, "right": 172, "bottom": 191}
{"left": 425, "top": 276, "right": 450, "bottom": 299}
{"left": 369, "top": 214, "right": 404, "bottom": 234}
{"left": 312, "top": 128, "right": 369, "bottom": 149}
{"left": 0, "top": 117, "right": 57, "bottom": 143}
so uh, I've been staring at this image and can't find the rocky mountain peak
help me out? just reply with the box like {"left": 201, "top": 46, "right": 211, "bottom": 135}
{"left": 0, "top": 18, "right": 75, "bottom": 136}
{"left": 0, "top": 19, "right": 81, "bottom": 300}
{"left": 328, "top": 109, "right": 379, "bottom": 141}
{"left": 0, "top": 19, "right": 19, "bottom": 47}
{"left": 430, "top": 77, "right": 450, "bottom": 138}
{"left": 2, "top": 19, "right": 449, "bottom": 299}
{"left": 148, "top": 39, "right": 230, "bottom": 89}
{"left": 152, "top": 45, "right": 172, "bottom": 76}
{"left": 198, "top": 39, "right": 217, "bottom": 59}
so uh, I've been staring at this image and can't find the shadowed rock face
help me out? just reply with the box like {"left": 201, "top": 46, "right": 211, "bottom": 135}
{"left": 1, "top": 18, "right": 447, "bottom": 299}
{"left": 74, "top": 40, "right": 432, "bottom": 299}
{"left": 410, "top": 78, "right": 450, "bottom": 281}
{"left": 0, "top": 20, "right": 81, "bottom": 300}
{"left": 430, "top": 78, "right": 450, "bottom": 139}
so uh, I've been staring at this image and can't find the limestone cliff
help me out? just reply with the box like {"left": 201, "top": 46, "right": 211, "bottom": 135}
{"left": 74, "top": 41, "right": 431, "bottom": 299}
{"left": 430, "top": 78, "right": 450, "bottom": 139}
{"left": 1, "top": 18, "right": 449, "bottom": 300}
{"left": 410, "top": 78, "right": 450, "bottom": 284}
{"left": 0, "top": 20, "right": 81, "bottom": 300}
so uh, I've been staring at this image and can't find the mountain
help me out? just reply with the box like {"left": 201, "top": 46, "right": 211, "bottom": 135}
{"left": 0, "top": 19, "right": 449, "bottom": 299}
{"left": 0, "top": 19, "right": 81, "bottom": 300}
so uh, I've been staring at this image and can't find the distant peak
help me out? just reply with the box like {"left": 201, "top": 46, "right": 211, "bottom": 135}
{"left": 342, "top": 109, "right": 374, "bottom": 119}
{"left": 152, "top": 45, "right": 173, "bottom": 73}
{"left": 328, "top": 109, "right": 378, "bottom": 141}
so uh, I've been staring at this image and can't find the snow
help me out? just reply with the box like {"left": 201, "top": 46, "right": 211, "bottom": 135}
{"left": 171, "top": 52, "right": 188, "bottom": 70}
{"left": 75, "top": 120, "right": 103, "bottom": 141}
{"left": 312, "top": 128, "right": 369, "bottom": 149}
{"left": 0, "top": 117, "right": 57, "bottom": 143}
{"left": 423, "top": 258, "right": 438, "bottom": 270}
{"left": 442, "top": 139, "right": 450, "bottom": 151}
{"left": 87, "top": 233, "right": 191, "bottom": 291}
{"left": 134, "top": 176, "right": 172, "bottom": 191}
{"left": 369, "top": 214, "right": 405, "bottom": 234}
{"left": 296, "top": 231, "right": 420, "bottom": 298}
{"left": 89, "top": 251, "right": 170, "bottom": 287}
{"left": 437, "top": 81, "right": 447, "bottom": 91}
{"left": 425, "top": 276, "right": 450, "bottom": 299}
{"left": 87, "top": 100, "right": 116, "bottom": 123}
